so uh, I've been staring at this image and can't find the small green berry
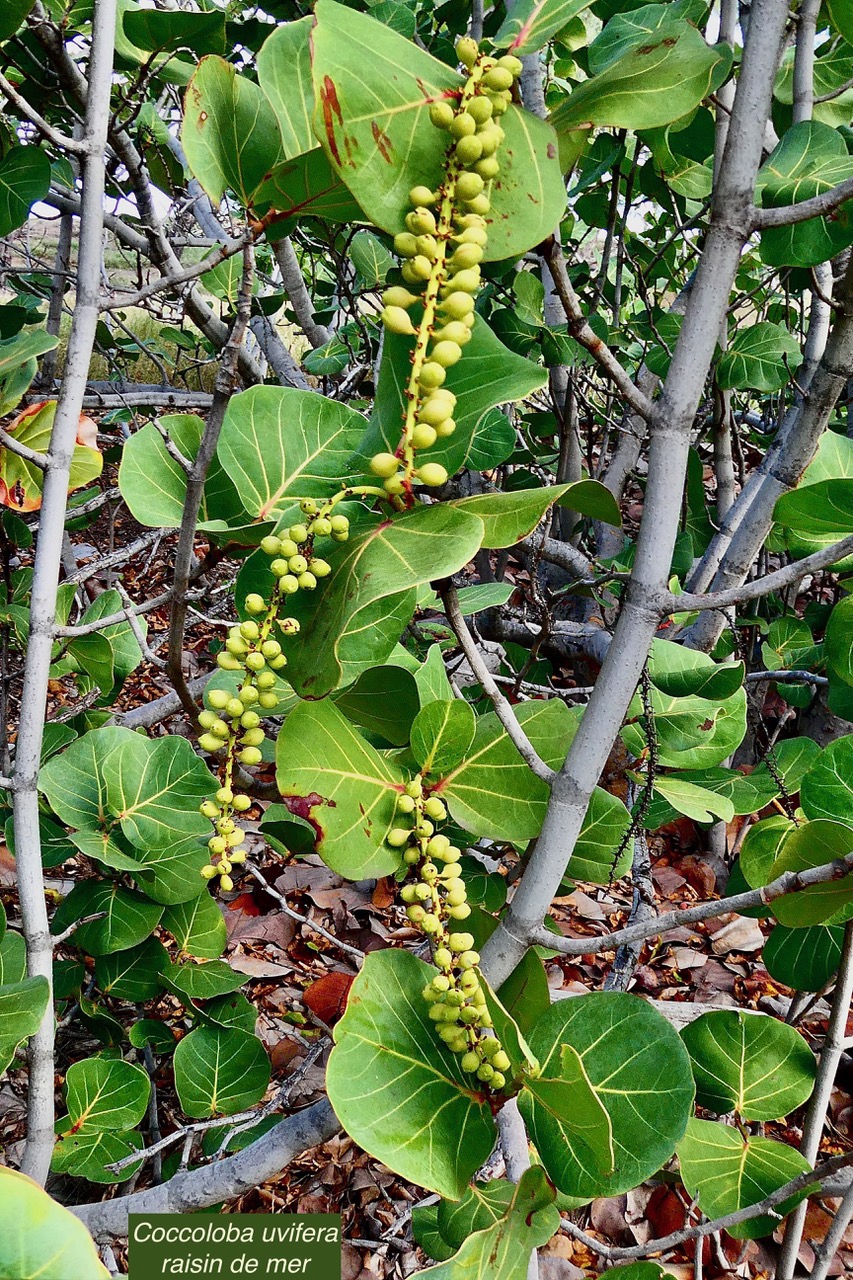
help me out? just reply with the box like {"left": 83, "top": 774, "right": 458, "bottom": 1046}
{"left": 370, "top": 452, "right": 400, "bottom": 479}
{"left": 461, "top": 1051, "right": 480, "bottom": 1073}
{"left": 382, "top": 305, "right": 416, "bottom": 335}
{"left": 417, "top": 463, "right": 449, "bottom": 488}
{"left": 201, "top": 864, "right": 218, "bottom": 880}
{"left": 289, "top": 524, "right": 309, "bottom": 544}
{"left": 199, "top": 733, "right": 223, "bottom": 753}
{"left": 239, "top": 746, "right": 263, "bottom": 766}
{"left": 208, "top": 689, "right": 230, "bottom": 710}
{"left": 429, "top": 100, "right": 455, "bottom": 130}
{"left": 260, "top": 535, "right": 280, "bottom": 556}
{"left": 226, "top": 698, "right": 244, "bottom": 719}
{"left": 387, "top": 828, "right": 411, "bottom": 848}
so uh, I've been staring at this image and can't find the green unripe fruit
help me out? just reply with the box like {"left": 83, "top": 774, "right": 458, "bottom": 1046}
{"left": 406, "top": 778, "right": 423, "bottom": 798}
{"left": 491, "top": 1071, "right": 506, "bottom": 1090}
{"left": 384, "top": 475, "right": 406, "bottom": 495}
{"left": 419, "top": 397, "right": 454, "bottom": 427}
{"left": 427, "top": 834, "right": 450, "bottom": 858}
{"left": 201, "top": 800, "right": 219, "bottom": 819}
{"left": 460, "top": 970, "right": 479, "bottom": 993}
{"left": 407, "top": 904, "right": 426, "bottom": 924}
{"left": 244, "top": 593, "right": 266, "bottom": 615}
{"left": 370, "top": 451, "right": 400, "bottom": 479}
{"left": 279, "top": 538, "right": 299, "bottom": 558}
{"left": 288, "top": 554, "right": 308, "bottom": 574}
{"left": 310, "top": 558, "right": 331, "bottom": 578}
{"left": 403, "top": 848, "right": 421, "bottom": 865}
{"left": 412, "top": 423, "right": 437, "bottom": 449}
{"left": 429, "top": 100, "right": 455, "bottom": 130}
{"left": 207, "top": 689, "right": 230, "bottom": 710}
{"left": 477, "top": 128, "right": 501, "bottom": 157}
{"left": 477, "top": 1063, "right": 495, "bottom": 1082}
{"left": 467, "top": 194, "right": 491, "bottom": 216}
{"left": 270, "top": 558, "right": 289, "bottom": 578}
{"left": 198, "top": 710, "right": 217, "bottom": 730}
{"left": 405, "top": 255, "right": 433, "bottom": 282}
{"left": 422, "top": 913, "right": 441, "bottom": 934}
{"left": 406, "top": 208, "right": 436, "bottom": 235}
{"left": 426, "top": 800, "right": 447, "bottom": 825}
{"left": 448, "top": 268, "right": 480, "bottom": 295}
{"left": 199, "top": 733, "right": 223, "bottom": 753}
{"left": 240, "top": 712, "right": 260, "bottom": 731}
{"left": 218, "top": 819, "right": 235, "bottom": 835}
{"left": 460, "top": 950, "right": 480, "bottom": 969}
{"left": 417, "top": 463, "right": 449, "bottom": 488}
{"left": 497, "top": 54, "right": 523, "bottom": 76}
{"left": 393, "top": 231, "right": 418, "bottom": 257}
{"left": 450, "top": 112, "right": 476, "bottom": 139}
{"left": 240, "top": 620, "right": 260, "bottom": 641}
{"left": 482, "top": 1037, "right": 501, "bottom": 1058}
{"left": 261, "top": 640, "right": 281, "bottom": 659}
{"left": 419, "top": 362, "right": 446, "bottom": 389}
{"left": 456, "top": 171, "right": 484, "bottom": 202}
{"left": 330, "top": 528, "right": 348, "bottom": 541}
{"left": 383, "top": 286, "right": 419, "bottom": 310}
{"left": 220, "top": 874, "right": 234, "bottom": 892}
{"left": 489, "top": 92, "right": 509, "bottom": 115}
{"left": 387, "top": 828, "right": 411, "bottom": 848}
{"left": 300, "top": 498, "right": 318, "bottom": 516}
{"left": 259, "top": 692, "right": 278, "bottom": 709}
{"left": 229, "top": 849, "right": 247, "bottom": 864}
{"left": 245, "top": 652, "right": 266, "bottom": 672}
{"left": 211, "top": 719, "right": 230, "bottom": 740}
{"left": 401, "top": 884, "right": 418, "bottom": 904}
{"left": 457, "top": 211, "right": 487, "bottom": 228}
{"left": 329, "top": 514, "right": 349, "bottom": 534}
{"left": 445, "top": 989, "right": 465, "bottom": 1008}
{"left": 209, "top": 836, "right": 227, "bottom": 856}
{"left": 279, "top": 575, "right": 299, "bottom": 594}
{"left": 444, "top": 845, "right": 462, "bottom": 862}
{"left": 446, "top": 887, "right": 467, "bottom": 907}
{"left": 256, "top": 670, "right": 276, "bottom": 691}
{"left": 456, "top": 135, "right": 483, "bottom": 165}
{"left": 422, "top": 983, "right": 441, "bottom": 1003}
{"left": 456, "top": 224, "right": 489, "bottom": 245}
{"left": 434, "top": 947, "right": 453, "bottom": 969}
{"left": 459, "top": 1006, "right": 479, "bottom": 1025}
{"left": 469, "top": 95, "right": 493, "bottom": 123}
{"left": 382, "top": 305, "right": 416, "bottom": 335}
{"left": 201, "top": 864, "right": 218, "bottom": 880}
{"left": 225, "top": 698, "right": 243, "bottom": 719}
{"left": 298, "top": 571, "right": 317, "bottom": 591}
{"left": 239, "top": 746, "right": 263, "bottom": 766}
{"left": 233, "top": 794, "right": 251, "bottom": 812}
{"left": 484, "top": 65, "right": 513, "bottom": 90}
{"left": 415, "top": 234, "right": 438, "bottom": 260}
{"left": 432, "top": 973, "right": 450, "bottom": 992}
{"left": 450, "top": 903, "right": 472, "bottom": 920}
{"left": 397, "top": 793, "right": 416, "bottom": 814}
{"left": 428, "top": 1002, "right": 446, "bottom": 1021}
{"left": 452, "top": 243, "right": 483, "bottom": 270}
{"left": 441, "top": 291, "right": 476, "bottom": 320}
{"left": 456, "top": 35, "right": 479, "bottom": 68}
{"left": 239, "top": 685, "right": 259, "bottom": 705}
{"left": 450, "top": 933, "right": 474, "bottom": 953}
{"left": 437, "top": 1023, "right": 461, "bottom": 1043}
{"left": 415, "top": 883, "right": 432, "bottom": 900}
{"left": 228, "top": 828, "right": 245, "bottom": 848}
{"left": 241, "top": 728, "right": 266, "bottom": 748}
{"left": 409, "top": 184, "right": 436, "bottom": 206}
{"left": 260, "top": 535, "right": 281, "bottom": 556}
{"left": 269, "top": 653, "right": 288, "bottom": 669}
{"left": 415, "top": 819, "right": 434, "bottom": 838}
{"left": 431, "top": 340, "right": 462, "bottom": 368}
{"left": 476, "top": 156, "right": 500, "bottom": 180}
{"left": 461, "top": 1051, "right": 480, "bottom": 1073}
{"left": 313, "top": 517, "right": 332, "bottom": 536}
{"left": 421, "top": 862, "right": 438, "bottom": 881}
{"left": 436, "top": 418, "right": 457, "bottom": 439}
{"left": 289, "top": 524, "right": 308, "bottom": 544}
{"left": 491, "top": 1050, "right": 511, "bottom": 1072}
{"left": 434, "top": 322, "right": 471, "bottom": 347}
{"left": 226, "top": 637, "right": 248, "bottom": 656}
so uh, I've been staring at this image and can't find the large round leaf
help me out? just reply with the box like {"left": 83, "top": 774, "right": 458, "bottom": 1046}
{"left": 182, "top": 57, "right": 283, "bottom": 206}
{"left": 0, "top": 1167, "right": 109, "bottom": 1279}
{"left": 680, "top": 1010, "right": 815, "bottom": 1120}
{"left": 173, "top": 1025, "right": 270, "bottom": 1117}
{"left": 165, "top": 959, "right": 246, "bottom": 1002}
{"left": 769, "top": 819, "right": 853, "bottom": 927}
{"left": 410, "top": 699, "right": 476, "bottom": 777}
{"left": 717, "top": 322, "right": 803, "bottom": 393}
{"left": 764, "top": 923, "right": 845, "bottom": 992}
{"left": 0, "top": 146, "right": 51, "bottom": 239}
{"left": 60, "top": 1056, "right": 150, "bottom": 1134}
{"left": 801, "top": 734, "right": 853, "bottom": 827}
{"left": 677, "top": 1119, "right": 812, "bottom": 1239}
{"left": 162, "top": 892, "right": 226, "bottom": 959}
{"left": 94, "top": 939, "right": 168, "bottom": 1002}
{"left": 524, "top": 992, "right": 695, "bottom": 1199}
{"left": 326, "top": 949, "right": 497, "bottom": 1199}
{"left": 826, "top": 596, "right": 853, "bottom": 688}
{"left": 310, "top": 0, "right": 565, "bottom": 260}
{"left": 758, "top": 122, "right": 853, "bottom": 268}
{"left": 0, "top": 976, "right": 49, "bottom": 1073}
{"left": 50, "top": 882, "right": 163, "bottom": 956}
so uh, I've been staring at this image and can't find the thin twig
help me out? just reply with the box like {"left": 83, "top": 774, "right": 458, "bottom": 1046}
{"left": 244, "top": 862, "right": 366, "bottom": 962}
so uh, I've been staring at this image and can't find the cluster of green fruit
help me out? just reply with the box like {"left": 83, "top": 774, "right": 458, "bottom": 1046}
{"left": 370, "top": 38, "right": 522, "bottom": 500}
{"left": 196, "top": 500, "right": 350, "bottom": 887}
{"left": 390, "top": 774, "right": 511, "bottom": 1091}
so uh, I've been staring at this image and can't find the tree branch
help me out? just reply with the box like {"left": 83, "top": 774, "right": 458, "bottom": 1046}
{"left": 753, "top": 176, "right": 853, "bottom": 229}
{"left": 668, "top": 533, "right": 853, "bottom": 614}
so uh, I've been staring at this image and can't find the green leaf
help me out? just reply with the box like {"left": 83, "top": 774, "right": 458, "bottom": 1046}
{"left": 826, "top": 596, "right": 853, "bottom": 687}
{"left": 311, "top": 0, "right": 565, "bottom": 261}
{"left": 0, "top": 930, "right": 26, "bottom": 985}
{"left": 182, "top": 57, "right": 282, "bottom": 206}
{"left": 95, "top": 939, "right": 168, "bottom": 1002}
{"left": 740, "top": 814, "right": 795, "bottom": 888}
{"left": 648, "top": 641, "right": 745, "bottom": 701}
{"left": 118, "top": 414, "right": 244, "bottom": 531}
{"left": 450, "top": 584, "right": 514, "bottom": 616}
{"left": 572, "top": 787, "right": 632, "bottom": 883}
{"left": 552, "top": 20, "right": 728, "bottom": 163}
{"left": 437, "top": 1180, "right": 515, "bottom": 1248}
{"left": 122, "top": 7, "right": 226, "bottom": 56}
{"left": 653, "top": 776, "right": 735, "bottom": 824}
{"left": 0, "top": 976, "right": 49, "bottom": 1070}
{"left": 599, "top": 1268, "right": 676, "bottom": 1280}
{"left": 764, "top": 819, "right": 853, "bottom": 928}
{"left": 438, "top": 700, "right": 577, "bottom": 842}
{"left": 127, "top": 835, "right": 214, "bottom": 907}
{"left": 279, "top": 503, "right": 484, "bottom": 698}
{"left": 420, "top": 1167, "right": 560, "bottom": 1279}
{"left": 173, "top": 1025, "right": 270, "bottom": 1118}
{"left": 162, "top": 892, "right": 226, "bottom": 960}
{"left": 129, "top": 1020, "right": 177, "bottom": 1055}
{"left": 0, "top": 1, "right": 35, "bottom": 43}
{"left": 1, "top": 400, "right": 102, "bottom": 512}
{"left": 260, "top": 148, "right": 364, "bottom": 228}
{"left": 276, "top": 697, "right": 406, "bottom": 879}
{"left": 497, "top": 949, "right": 551, "bottom": 1038}
{"left": 362, "top": 316, "right": 547, "bottom": 481}
{"left": 165, "top": 959, "right": 246, "bottom": 1002}
{"left": 216, "top": 387, "right": 369, "bottom": 524}
{"left": 52, "top": 1129, "right": 142, "bottom": 1184}
{"left": 480, "top": 982, "right": 540, "bottom": 1080}
{"left": 758, "top": 122, "right": 853, "bottom": 267}
{"left": 495, "top": 0, "right": 594, "bottom": 55}
{"left": 622, "top": 682, "right": 747, "bottom": 771}
{"left": 764, "top": 923, "right": 845, "bottom": 992}
{"left": 0, "top": 147, "right": 51, "bottom": 238}
{"left": 677, "top": 1119, "right": 812, "bottom": 1239}
{"left": 50, "top": 882, "right": 164, "bottom": 957}
{"left": 326, "top": 950, "right": 496, "bottom": 1198}
{"left": 827, "top": 0, "right": 853, "bottom": 42}
{"left": 411, "top": 700, "right": 477, "bottom": 777}
{"left": 334, "top": 664, "right": 420, "bottom": 746}
{"left": 413, "top": 1205, "right": 457, "bottom": 1263}
{"left": 519, "top": 1043, "right": 616, "bottom": 1187}
{"left": 0, "top": 1167, "right": 109, "bottom": 1279}
{"left": 774, "top": 478, "right": 853, "bottom": 547}
{"left": 525, "top": 992, "right": 695, "bottom": 1198}
{"left": 681, "top": 1010, "right": 815, "bottom": 1120}
{"left": 717, "top": 322, "right": 803, "bottom": 393}
{"left": 257, "top": 17, "right": 316, "bottom": 160}
{"left": 450, "top": 486, "right": 572, "bottom": 549}
{"left": 0, "top": 328, "right": 59, "bottom": 379}
{"left": 558, "top": 478, "right": 623, "bottom": 526}
{"left": 59, "top": 1056, "right": 150, "bottom": 1134}
{"left": 349, "top": 230, "right": 395, "bottom": 287}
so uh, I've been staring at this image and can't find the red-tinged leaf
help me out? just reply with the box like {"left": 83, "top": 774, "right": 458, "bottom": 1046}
{"left": 302, "top": 971, "right": 354, "bottom": 1025}
{"left": 0, "top": 401, "right": 102, "bottom": 511}
{"left": 227, "top": 892, "right": 261, "bottom": 917}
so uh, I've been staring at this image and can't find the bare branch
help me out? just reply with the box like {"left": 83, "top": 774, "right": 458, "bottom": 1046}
{"left": 101, "top": 226, "right": 261, "bottom": 313}
{"left": 668, "top": 533, "right": 853, "bottom": 614}
{"left": 0, "top": 70, "right": 87, "bottom": 153}
{"left": 0, "top": 428, "right": 48, "bottom": 469}
{"left": 244, "top": 863, "right": 366, "bottom": 962}
{"left": 753, "top": 176, "right": 853, "bottom": 229}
